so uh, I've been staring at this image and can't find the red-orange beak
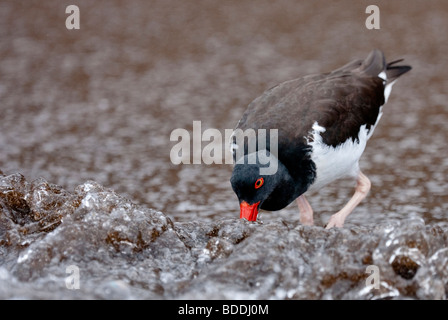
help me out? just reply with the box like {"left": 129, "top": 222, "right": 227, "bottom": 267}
{"left": 240, "top": 201, "right": 260, "bottom": 221}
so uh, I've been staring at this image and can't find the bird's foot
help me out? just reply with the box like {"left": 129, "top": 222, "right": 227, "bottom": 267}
{"left": 301, "top": 217, "right": 314, "bottom": 226}
{"left": 325, "top": 213, "right": 346, "bottom": 229}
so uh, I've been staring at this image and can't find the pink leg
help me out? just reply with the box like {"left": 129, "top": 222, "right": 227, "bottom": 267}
{"left": 297, "top": 195, "right": 314, "bottom": 226}
{"left": 326, "top": 171, "right": 371, "bottom": 229}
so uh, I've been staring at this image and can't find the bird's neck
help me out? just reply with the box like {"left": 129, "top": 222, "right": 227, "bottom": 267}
{"left": 281, "top": 146, "right": 316, "bottom": 197}
{"left": 261, "top": 159, "right": 312, "bottom": 211}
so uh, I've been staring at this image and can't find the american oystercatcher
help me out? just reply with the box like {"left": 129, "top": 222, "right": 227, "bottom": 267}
{"left": 230, "top": 49, "right": 411, "bottom": 228}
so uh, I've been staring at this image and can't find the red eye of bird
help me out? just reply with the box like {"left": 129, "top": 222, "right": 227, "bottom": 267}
{"left": 254, "top": 178, "right": 264, "bottom": 189}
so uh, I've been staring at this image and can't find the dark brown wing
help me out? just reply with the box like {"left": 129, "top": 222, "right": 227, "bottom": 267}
{"left": 236, "top": 52, "right": 386, "bottom": 149}
{"left": 234, "top": 50, "right": 410, "bottom": 181}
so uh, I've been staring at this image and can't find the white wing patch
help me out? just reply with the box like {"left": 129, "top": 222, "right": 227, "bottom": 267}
{"left": 379, "top": 69, "right": 396, "bottom": 104}
{"left": 384, "top": 80, "right": 396, "bottom": 104}
{"left": 306, "top": 121, "right": 369, "bottom": 192}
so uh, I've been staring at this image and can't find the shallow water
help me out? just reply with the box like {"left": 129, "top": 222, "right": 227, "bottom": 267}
{"left": 0, "top": 0, "right": 447, "bottom": 299}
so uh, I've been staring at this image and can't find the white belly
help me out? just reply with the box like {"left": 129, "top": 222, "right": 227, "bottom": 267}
{"left": 306, "top": 122, "right": 370, "bottom": 192}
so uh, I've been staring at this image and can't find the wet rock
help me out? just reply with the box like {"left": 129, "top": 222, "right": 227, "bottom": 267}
{"left": 1, "top": 172, "right": 448, "bottom": 299}
{"left": 391, "top": 255, "right": 420, "bottom": 280}
{"left": 0, "top": 189, "right": 32, "bottom": 226}
{"left": 0, "top": 174, "right": 33, "bottom": 225}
